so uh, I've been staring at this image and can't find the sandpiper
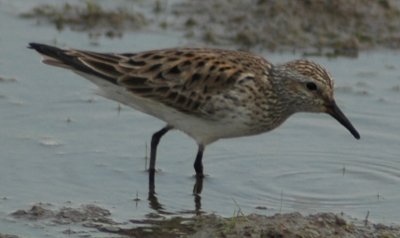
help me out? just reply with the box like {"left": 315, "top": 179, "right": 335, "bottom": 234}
{"left": 29, "top": 43, "right": 360, "bottom": 178}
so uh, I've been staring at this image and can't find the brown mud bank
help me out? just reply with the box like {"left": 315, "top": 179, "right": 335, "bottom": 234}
{"left": 171, "top": 0, "right": 400, "bottom": 56}
{"left": 107, "top": 213, "right": 400, "bottom": 238}
{"left": 21, "top": 0, "right": 400, "bottom": 56}
{"left": 7, "top": 203, "right": 400, "bottom": 238}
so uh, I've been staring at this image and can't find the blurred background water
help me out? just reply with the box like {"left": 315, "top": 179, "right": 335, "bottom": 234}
{"left": 0, "top": 0, "right": 400, "bottom": 237}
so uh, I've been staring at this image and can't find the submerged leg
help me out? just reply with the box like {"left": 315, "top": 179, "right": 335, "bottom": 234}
{"left": 193, "top": 144, "right": 205, "bottom": 178}
{"left": 149, "top": 125, "right": 171, "bottom": 173}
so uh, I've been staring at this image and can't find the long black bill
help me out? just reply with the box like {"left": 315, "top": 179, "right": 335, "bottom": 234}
{"left": 326, "top": 101, "right": 360, "bottom": 139}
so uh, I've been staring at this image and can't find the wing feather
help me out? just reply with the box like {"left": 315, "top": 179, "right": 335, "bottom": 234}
{"left": 29, "top": 43, "right": 272, "bottom": 116}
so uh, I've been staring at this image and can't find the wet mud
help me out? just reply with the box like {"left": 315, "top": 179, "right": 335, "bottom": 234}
{"left": 20, "top": 0, "right": 400, "bottom": 56}
{"left": 8, "top": 203, "right": 400, "bottom": 238}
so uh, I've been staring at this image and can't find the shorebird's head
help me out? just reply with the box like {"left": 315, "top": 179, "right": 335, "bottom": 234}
{"left": 272, "top": 59, "right": 360, "bottom": 139}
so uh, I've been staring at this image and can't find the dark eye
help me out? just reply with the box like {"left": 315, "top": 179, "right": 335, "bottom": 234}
{"left": 306, "top": 82, "right": 318, "bottom": 91}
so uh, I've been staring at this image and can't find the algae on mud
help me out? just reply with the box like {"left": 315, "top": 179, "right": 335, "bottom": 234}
{"left": 20, "top": 1, "right": 147, "bottom": 39}
{"left": 9, "top": 203, "right": 400, "bottom": 238}
{"left": 20, "top": 0, "right": 400, "bottom": 56}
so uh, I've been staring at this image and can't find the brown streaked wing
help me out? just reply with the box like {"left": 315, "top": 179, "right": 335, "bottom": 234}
{"left": 117, "top": 48, "right": 272, "bottom": 115}
{"left": 71, "top": 48, "right": 272, "bottom": 116}
{"left": 67, "top": 50, "right": 135, "bottom": 80}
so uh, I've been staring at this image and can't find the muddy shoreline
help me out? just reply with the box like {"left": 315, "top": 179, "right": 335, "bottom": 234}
{"left": 5, "top": 203, "right": 400, "bottom": 238}
{"left": 7, "top": 1, "right": 400, "bottom": 237}
{"left": 20, "top": 0, "right": 400, "bottom": 56}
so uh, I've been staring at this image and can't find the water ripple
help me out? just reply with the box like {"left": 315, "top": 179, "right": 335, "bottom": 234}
{"left": 252, "top": 148, "right": 400, "bottom": 213}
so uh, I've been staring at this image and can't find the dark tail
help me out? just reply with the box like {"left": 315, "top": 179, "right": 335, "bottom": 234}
{"left": 28, "top": 42, "right": 84, "bottom": 69}
{"left": 28, "top": 43, "right": 66, "bottom": 58}
{"left": 28, "top": 43, "right": 118, "bottom": 84}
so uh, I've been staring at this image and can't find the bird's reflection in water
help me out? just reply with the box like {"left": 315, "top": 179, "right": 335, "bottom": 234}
{"left": 147, "top": 170, "right": 204, "bottom": 215}
{"left": 193, "top": 177, "right": 203, "bottom": 215}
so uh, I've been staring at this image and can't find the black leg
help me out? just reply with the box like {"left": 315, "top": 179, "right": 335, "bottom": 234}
{"left": 193, "top": 144, "right": 205, "bottom": 178}
{"left": 149, "top": 126, "right": 171, "bottom": 173}
{"left": 148, "top": 126, "right": 171, "bottom": 194}
{"left": 193, "top": 145, "right": 205, "bottom": 196}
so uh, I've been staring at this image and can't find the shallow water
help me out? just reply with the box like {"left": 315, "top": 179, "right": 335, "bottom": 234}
{"left": 1, "top": 0, "right": 400, "bottom": 237}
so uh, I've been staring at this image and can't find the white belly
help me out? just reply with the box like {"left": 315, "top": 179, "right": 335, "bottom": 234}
{"left": 76, "top": 72, "right": 255, "bottom": 145}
